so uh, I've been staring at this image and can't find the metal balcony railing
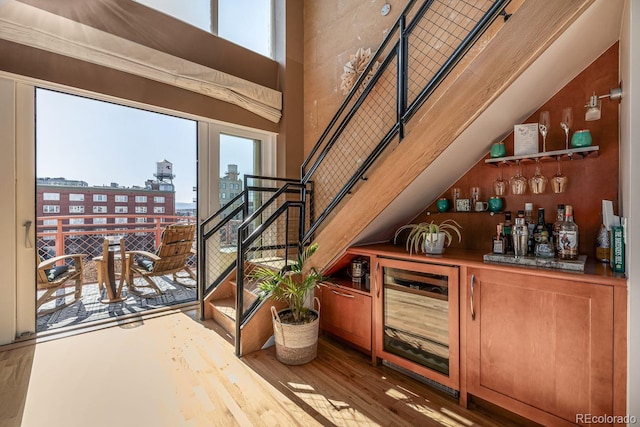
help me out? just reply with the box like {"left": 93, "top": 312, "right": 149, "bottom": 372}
{"left": 36, "top": 214, "right": 196, "bottom": 287}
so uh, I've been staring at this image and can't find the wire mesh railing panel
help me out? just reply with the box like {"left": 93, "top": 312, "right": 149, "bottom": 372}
{"left": 301, "top": 25, "right": 403, "bottom": 178}
{"left": 239, "top": 204, "right": 302, "bottom": 321}
{"left": 406, "top": 0, "right": 496, "bottom": 106}
{"left": 309, "top": 55, "right": 399, "bottom": 223}
{"left": 202, "top": 208, "right": 243, "bottom": 290}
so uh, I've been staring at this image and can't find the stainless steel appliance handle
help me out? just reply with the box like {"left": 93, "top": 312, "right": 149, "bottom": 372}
{"left": 374, "top": 261, "right": 380, "bottom": 298}
{"left": 470, "top": 274, "right": 476, "bottom": 321}
{"left": 331, "top": 289, "right": 354, "bottom": 298}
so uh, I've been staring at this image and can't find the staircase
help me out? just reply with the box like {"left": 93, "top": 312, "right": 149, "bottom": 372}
{"left": 200, "top": 0, "right": 597, "bottom": 357}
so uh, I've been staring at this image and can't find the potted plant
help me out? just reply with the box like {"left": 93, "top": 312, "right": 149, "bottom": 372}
{"left": 251, "top": 243, "right": 324, "bottom": 365}
{"left": 393, "top": 219, "right": 462, "bottom": 255}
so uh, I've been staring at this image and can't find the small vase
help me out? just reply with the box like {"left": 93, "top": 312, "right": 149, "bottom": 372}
{"left": 490, "top": 142, "right": 507, "bottom": 158}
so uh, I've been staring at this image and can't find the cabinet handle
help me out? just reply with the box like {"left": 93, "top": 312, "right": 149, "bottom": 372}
{"left": 374, "top": 261, "right": 380, "bottom": 298}
{"left": 470, "top": 274, "right": 476, "bottom": 321}
{"left": 331, "top": 289, "right": 354, "bottom": 298}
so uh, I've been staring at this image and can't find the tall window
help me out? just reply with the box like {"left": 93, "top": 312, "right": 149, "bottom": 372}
{"left": 133, "top": 0, "right": 273, "bottom": 58}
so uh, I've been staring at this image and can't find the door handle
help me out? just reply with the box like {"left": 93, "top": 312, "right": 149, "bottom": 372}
{"left": 23, "top": 220, "right": 33, "bottom": 249}
{"left": 470, "top": 274, "right": 476, "bottom": 321}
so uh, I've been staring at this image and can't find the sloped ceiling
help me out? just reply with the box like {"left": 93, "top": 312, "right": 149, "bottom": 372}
{"left": 355, "top": 0, "right": 625, "bottom": 244}
{"left": 0, "top": 0, "right": 282, "bottom": 122}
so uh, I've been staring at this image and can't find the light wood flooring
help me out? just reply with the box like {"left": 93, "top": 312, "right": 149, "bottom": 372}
{"left": 1, "top": 310, "right": 533, "bottom": 427}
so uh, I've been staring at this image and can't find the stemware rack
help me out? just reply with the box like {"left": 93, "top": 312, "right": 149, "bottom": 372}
{"left": 484, "top": 145, "right": 599, "bottom": 166}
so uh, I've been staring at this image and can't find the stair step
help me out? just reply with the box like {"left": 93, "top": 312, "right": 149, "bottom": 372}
{"left": 208, "top": 297, "right": 236, "bottom": 336}
{"left": 211, "top": 296, "right": 236, "bottom": 319}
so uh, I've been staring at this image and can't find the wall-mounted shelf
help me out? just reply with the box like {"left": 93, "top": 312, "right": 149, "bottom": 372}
{"left": 485, "top": 146, "right": 599, "bottom": 166}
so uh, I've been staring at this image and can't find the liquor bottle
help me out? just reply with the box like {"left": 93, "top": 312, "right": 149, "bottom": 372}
{"left": 503, "top": 211, "right": 513, "bottom": 254}
{"left": 492, "top": 223, "right": 506, "bottom": 254}
{"left": 552, "top": 204, "right": 565, "bottom": 256}
{"left": 534, "top": 208, "right": 553, "bottom": 258}
{"left": 595, "top": 223, "right": 611, "bottom": 263}
{"left": 524, "top": 203, "right": 535, "bottom": 255}
{"left": 558, "top": 205, "right": 579, "bottom": 260}
{"left": 533, "top": 208, "right": 545, "bottom": 243}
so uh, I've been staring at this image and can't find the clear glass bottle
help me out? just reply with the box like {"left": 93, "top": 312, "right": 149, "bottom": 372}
{"left": 524, "top": 203, "right": 535, "bottom": 255}
{"left": 558, "top": 205, "right": 579, "bottom": 260}
{"left": 595, "top": 224, "right": 611, "bottom": 263}
{"left": 552, "top": 204, "right": 565, "bottom": 256}
{"left": 492, "top": 223, "right": 506, "bottom": 254}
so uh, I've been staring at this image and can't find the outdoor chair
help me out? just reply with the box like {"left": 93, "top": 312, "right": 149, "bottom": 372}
{"left": 36, "top": 251, "right": 86, "bottom": 315}
{"left": 126, "top": 222, "right": 197, "bottom": 297}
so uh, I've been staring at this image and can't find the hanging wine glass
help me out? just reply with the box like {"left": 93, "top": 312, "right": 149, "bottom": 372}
{"left": 510, "top": 160, "right": 527, "bottom": 195}
{"left": 551, "top": 158, "right": 568, "bottom": 193}
{"left": 538, "top": 111, "right": 550, "bottom": 152}
{"left": 529, "top": 159, "right": 547, "bottom": 194}
{"left": 560, "top": 107, "right": 573, "bottom": 150}
{"left": 494, "top": 163, "right": 507, "bottom": 196}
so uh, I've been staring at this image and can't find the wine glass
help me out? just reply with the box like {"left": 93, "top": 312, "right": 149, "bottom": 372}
{"left": 529, "top": 159, "right": 547, "bottom": 194}
{"left": 538, "top": 111, "right": 550, "bottom": 152}
{"left": 510, "top": 160, "right": 527, "bottom": 195}
{"left": 560, "top": 107, "right": 573, "bottom": 150}
{"left": 551, "top": 158, "right": 568, "bottom": 193}
{"left": 494, "top": 164, "right": 507, "bottom": 196}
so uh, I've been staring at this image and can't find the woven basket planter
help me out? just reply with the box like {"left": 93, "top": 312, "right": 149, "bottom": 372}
{"left": 270, "top": 297, "right": 320, "bottom": 365}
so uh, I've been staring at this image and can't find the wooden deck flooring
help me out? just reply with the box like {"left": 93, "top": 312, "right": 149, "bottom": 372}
{"left": 1, "top": 310, "right": 534, "bottom": 427}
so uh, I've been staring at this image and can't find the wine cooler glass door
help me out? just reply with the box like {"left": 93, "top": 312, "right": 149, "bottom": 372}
{"left": 380, "top": 261, "right": 459, "bottom": 387}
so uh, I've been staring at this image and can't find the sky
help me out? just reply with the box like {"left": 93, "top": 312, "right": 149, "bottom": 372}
{"left": 134, "top": 0, "right": 272, "bottom": 57}
{"left": 35, "top": 2, "right": 271, "bottom": 204}
{"left": 36, "top": 90, "right": 255, "bottom": 204}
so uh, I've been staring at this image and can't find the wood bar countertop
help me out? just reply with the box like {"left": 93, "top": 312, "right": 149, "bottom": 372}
{"left": 348, "top": 243, "right": 627, "bottom": 288}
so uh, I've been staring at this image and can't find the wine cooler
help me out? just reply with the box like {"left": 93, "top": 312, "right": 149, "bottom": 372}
{"left": 376, "top": 258, "right": 459, "bottom": 390}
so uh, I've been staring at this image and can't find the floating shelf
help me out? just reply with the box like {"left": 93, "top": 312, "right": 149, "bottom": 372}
{"left": 485, "top": 145, "right": 599, "bottom": 166}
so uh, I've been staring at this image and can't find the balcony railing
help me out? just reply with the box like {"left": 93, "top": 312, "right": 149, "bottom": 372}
{"left": 37, "top": 214, "right": 196, "bottom": 285}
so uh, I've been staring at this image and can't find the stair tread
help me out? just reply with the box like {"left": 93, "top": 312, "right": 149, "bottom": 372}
{"left": 209, "top": 297, "right": 236, "bottom": 320}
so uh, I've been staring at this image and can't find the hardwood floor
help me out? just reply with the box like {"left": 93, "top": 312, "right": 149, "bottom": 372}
{"left": 0, "top": 310, "right": 534, "bottom": 427}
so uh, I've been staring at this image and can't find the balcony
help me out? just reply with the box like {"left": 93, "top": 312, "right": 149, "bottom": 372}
{"left": 36, "top": 214, "right": 198, "bottom": 333}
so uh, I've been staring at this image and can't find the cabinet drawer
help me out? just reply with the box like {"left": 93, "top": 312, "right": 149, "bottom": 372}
{"left": 319, "top": 284, "right": 371, "bottom": 351}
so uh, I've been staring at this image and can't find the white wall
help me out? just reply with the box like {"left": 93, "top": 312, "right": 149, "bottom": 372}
{"left": 619, "top": 0, "right": 640, "bottom": 418}
{"left": 0, "top": 77, "right": 17, "bottom": 344}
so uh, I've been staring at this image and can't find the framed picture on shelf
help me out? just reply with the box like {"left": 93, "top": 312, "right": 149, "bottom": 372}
{"left": 514, "top": 123, "right": 539, "bottom": 156}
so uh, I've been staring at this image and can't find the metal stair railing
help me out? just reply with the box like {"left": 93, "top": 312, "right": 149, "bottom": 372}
{"left": 300, "top": 0, "right": 510, "bottom": 243}
{"left": 200, "top": 0, "right": 512, "bottom": 356}
{"left": 199, "top": 175, "right": 306, "bottom": 317}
